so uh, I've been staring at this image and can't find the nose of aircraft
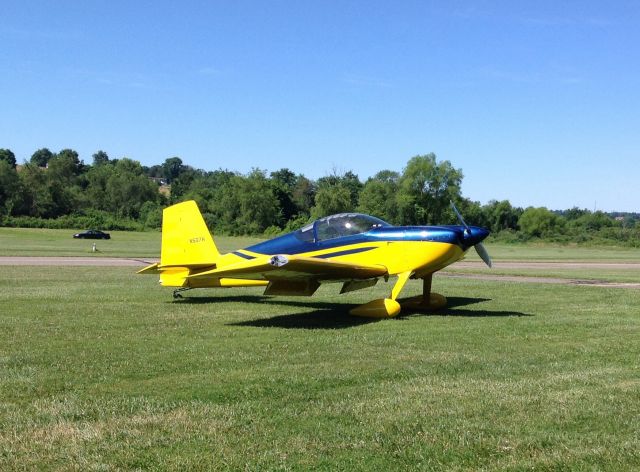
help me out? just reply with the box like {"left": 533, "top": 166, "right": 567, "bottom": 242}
{"left": 450, "top": 201, "right": 492, "bottom": 268}
{"left": 467, "top": 226, "right": 490, "bottom": 247}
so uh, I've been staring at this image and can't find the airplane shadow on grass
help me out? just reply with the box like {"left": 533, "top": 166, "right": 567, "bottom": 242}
{"left": 174, "top": 295, "right": 532, "bottom": 330}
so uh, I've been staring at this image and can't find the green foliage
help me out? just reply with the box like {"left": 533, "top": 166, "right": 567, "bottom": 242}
{"left": 570, "top": 211, "right": 615, "bottom": 232}
{"left": 57, "top": 148, "right": 84, "bottom": 174}
{"left": 234, "top": 168, "right": 281, "bottom": 234}
{"left": 270, "top": 168, "right": 299, "bottom": 223}
{"left": 519, "top": 207, "right": 565, "bottom": 238}
{"left": 1, "top": 146, "right": 638, "bottom": 243}
{"left": 483, "top": 199, "right": 521, "bottom": 232}
{"left": 397, "top": 153, "right": 463, "bottom": 224}
{"left": 455, "top": 198, "right": 489, "bottom": 228}
{"left": 283, "top": 213, "right": 312, "bottom": 232}
{"left": 316, "top": 170, "right": 362, "bottom": 209}
{"left": 292, "top": 175, "right": 316, "bottom": 215}
{"left": 30, "top": 147, "right": 54, "bottom": 167}
{"left": 0, "top": 160, "right": 22, "bottom": 215}
{"left": 1, "top": 212, "right": 143, "bottom": 231}
{"left": 18, "top": 164, "right": 56, "bottom": 217}
{"left": 162, "top": 156, "right": 185, "bottom": 183}
{"left": 138, "top": 201, "right": 163, "bottom": 229}
{"left": 0, "top": 148, "right": 16, "bottom": 167}
{"left": 104, "top": 159, "right": 160, "bottom": 219}
{"left": 92, "top": 150, "right": 110, "bottom": 166}
{"left": 357, "top": 170, "right": 400, "bottom": 223}
{"left": 311, "top": 184, "right": 352, "bottom": 218}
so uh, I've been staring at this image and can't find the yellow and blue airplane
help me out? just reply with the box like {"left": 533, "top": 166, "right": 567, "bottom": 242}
{"left": 139, "top": 200, "right": 492, "bottom": 318}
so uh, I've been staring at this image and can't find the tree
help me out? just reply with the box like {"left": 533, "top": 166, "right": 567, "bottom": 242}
{"left": 162, "top": 157, "right": 185, "bottom": 183}
{"left": 456, "top": 198, "right": 489, "bottom": 228}
{"left": 84, "top": 162, "right": 116, "bottom": 211}
{"left": 357, "top": 170, "right": 400, "bottom": 223}
{"left": 270, "top": 168, "right": 298, "bottom": 224}
{"left": 104, "top": 159, "right": 159, "bottom": 218}
{"left": 45, "top": 159, "right": 77, "bottom": 216}
{"left": 317, "top": 170, "right": 362, "bottom": 209}
{"left": 311, "top": 184, "right": 352, "bottom": 218}
{"left": 92, "top": 150, "right": 110, "bottom": 166}
{"left": 571, "top": 211, "right": 614, "bottom": 232}
{"left": 169, "top": 167, "right": 200, "bottom": 202}
{"left": 396, "top": 154, "right": 463, "bottom": 225}
{"left": 143, "top": 164, "right": 164, "bottom": 178}
{"left": 57, "top": 149, "right": 84, "bottom": 175}
{"left": 483, "top": 200, "right": 521, "bottom": 232}
{"left": 0, "top": 160, "right": 22, "bottom": 214}
{"left": 563, "top": 207, "right": 588, "bottom": 221}
{"left": 235, "top": 169, "right": 281, "bottom": 233}
{"left": 18, "top": 164, "right": 53, "bottom": 217}
{"left": 518, "top": 207, "right": 564, "bottom": 238}
{"left": 0, "top": 149, "right": 16, "bottom": 167}
{"left": 292, "top": 175, "right": 316, "bottom": 217}
{"left": 30, "top": 148, "right": 54, "bottom": 167}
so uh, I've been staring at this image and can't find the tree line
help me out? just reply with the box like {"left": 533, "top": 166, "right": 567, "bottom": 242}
{"left": 0, "top": 147, "right": 638, "bottom": 246}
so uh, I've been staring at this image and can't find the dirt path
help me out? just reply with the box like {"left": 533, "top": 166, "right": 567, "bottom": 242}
{"left": 443, "top": 261, "right": 640, "bottom": 288}
{"left": 454, "top": 261, "right": 640, "bottom": 270}
{"left": 440, "top": 273, "right": 640, "bottom": 289}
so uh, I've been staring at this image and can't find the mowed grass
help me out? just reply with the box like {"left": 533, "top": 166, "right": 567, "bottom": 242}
{"left": 464, "top": 241, "right": 640, "bottom": 263}
{"left": 1, "top": 266, "right": 639, "bottom": 470}
{"left": 2, "top": 227, "right": 640, "bottom": 262}
{"left": 0, "top": 227, "right": 263, "bottom": 258}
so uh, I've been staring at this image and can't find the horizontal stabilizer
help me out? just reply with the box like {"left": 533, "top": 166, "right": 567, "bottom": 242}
{"left": 137, "top": 262, "right": 160, "bottom": 274}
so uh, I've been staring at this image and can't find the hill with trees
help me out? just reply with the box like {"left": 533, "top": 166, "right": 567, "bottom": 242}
{"left": 0, "top": 147, "right": 638, "bottom": 246}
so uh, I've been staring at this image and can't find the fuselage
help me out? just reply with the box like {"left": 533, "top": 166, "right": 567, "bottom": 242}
{"left": 226, "top": 216, "right": 489, "bottom": 278}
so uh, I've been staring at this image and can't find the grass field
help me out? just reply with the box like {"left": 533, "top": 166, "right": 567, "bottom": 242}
{"left": 462, "top": 242, "right": 640, "bottom": 263}
{"left": 1, "top": 262, "right": 639, "bottom": 470}
{"left": 2, "top": 227, "right": 640, "bottom": 262}
{"left": 0, "top": 228, "right": 262, "bottom": 258}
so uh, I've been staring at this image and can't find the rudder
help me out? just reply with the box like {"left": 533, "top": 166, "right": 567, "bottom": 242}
{"left": 160, "top": 200, "right": 220, "bottom": 267}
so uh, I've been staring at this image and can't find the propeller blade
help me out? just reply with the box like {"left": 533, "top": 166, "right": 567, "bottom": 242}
{"left": 450, "top": 201, "right": 470, "bottom": 232}
{"left": 475, "top": 242, "right": 492, "bottom": 268}
{"left": 451, "top": 200, "right": 492, "bottom": 268}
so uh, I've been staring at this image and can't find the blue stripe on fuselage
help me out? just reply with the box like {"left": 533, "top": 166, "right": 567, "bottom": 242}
{"left": 244, "top": 226, "right": 467, "bottom": 256}
{"left": 314, "top": 246, "right": 377, "bottom": 259}
{"left": 232, "top": 251, "right": 256, "bottom": 260}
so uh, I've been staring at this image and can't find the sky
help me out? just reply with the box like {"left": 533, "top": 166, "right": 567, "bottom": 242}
{"left": 1, "top": 1, "right": 639, "bottom": 212}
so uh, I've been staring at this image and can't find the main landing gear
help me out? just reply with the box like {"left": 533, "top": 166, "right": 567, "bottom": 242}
{"left": 399, "top": 273, "right": 448, "bottom": 312}
{"left": 350, "top": 273, "right": 447, "bottom": 318}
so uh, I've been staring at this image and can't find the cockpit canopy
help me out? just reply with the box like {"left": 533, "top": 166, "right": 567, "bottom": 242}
{"left": 296, "top": 213, "right": 391, "bottom": 242}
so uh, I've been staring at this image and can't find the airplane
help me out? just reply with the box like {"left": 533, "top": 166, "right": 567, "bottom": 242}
{"left": 138, "top": 200, "right": 492, "bottom": 318}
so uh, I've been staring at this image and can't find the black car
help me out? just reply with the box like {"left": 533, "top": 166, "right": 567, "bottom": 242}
{"left": 73, "top": 229, "right": 111, "bottom": 240}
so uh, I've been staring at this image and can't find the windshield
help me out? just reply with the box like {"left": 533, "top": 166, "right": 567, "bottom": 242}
{"left": 294, "top": 223, "right": 315, "bottom": 243}
{"left": 314, "top": 213, "right": 390, "bottom": 241}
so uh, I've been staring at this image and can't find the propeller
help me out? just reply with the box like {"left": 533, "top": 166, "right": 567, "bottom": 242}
{"left": 450, "top": 201, "right": 492, "bottom": 268}
{"left": 474, "top": 241, "right": 492, "bottom": 268}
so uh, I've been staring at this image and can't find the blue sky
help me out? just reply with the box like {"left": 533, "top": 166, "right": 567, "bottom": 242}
{"left": 2, "top": 1, "right": 639, "bottom": 211}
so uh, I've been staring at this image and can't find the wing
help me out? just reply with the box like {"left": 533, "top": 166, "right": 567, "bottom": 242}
{"left": 187, "top": 254, "right": 387, "bottom": 282}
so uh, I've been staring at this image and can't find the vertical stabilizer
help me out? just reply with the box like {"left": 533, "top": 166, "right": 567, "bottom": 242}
{"left": 160, "top": 200, "right": 220, "bottom": 267}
